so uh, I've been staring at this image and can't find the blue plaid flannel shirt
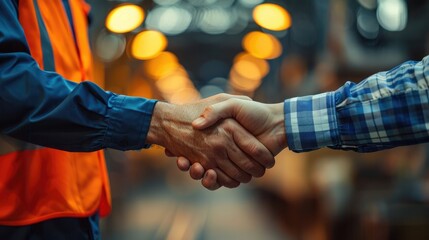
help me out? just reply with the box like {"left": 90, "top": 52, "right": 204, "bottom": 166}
{"left": 284, "top": 55, "right": 429, "bottom": 153}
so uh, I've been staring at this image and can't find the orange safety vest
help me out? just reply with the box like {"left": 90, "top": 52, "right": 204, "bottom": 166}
{"left": 0, "top": 0, "right": 111, "bottom": 226}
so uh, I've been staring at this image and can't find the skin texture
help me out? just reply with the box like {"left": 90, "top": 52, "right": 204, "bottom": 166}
{"left": 146, "top": 94, "right": 275, "bottom": 189}
{"left": 175, "top": 97, "right": 288, "bottom": 190}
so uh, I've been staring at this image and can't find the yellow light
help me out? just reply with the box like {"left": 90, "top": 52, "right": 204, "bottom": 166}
{"left": 156, "top": 74, "right": 190, "bottom": 95}
{"left": 233, "top": 52, "right": 270, "bottom": 80}
{"left": 253, "top": 3, "right": 291, "bottom": 31}
{"left": 127, "top": 78, "right": 153, "bottom": 98}
{"left": 143, "top": 52, "right": 180, "bottom": 80}
{"left": 131, "top": 30, "right": 168, "bottom": 60}
{"left": 229, "top": 68, "right": 262, "bottom": 92}
{"left": 106, "top": 4, "right": 145, "bottom": 33}
{"left": 242, "top": 31, "right": 282, "bottom": 59}
{"left": 169, "top": 88, "right": 200, "bottom": 104}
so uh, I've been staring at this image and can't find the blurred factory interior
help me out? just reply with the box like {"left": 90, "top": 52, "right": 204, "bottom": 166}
{"left": 86, "top": 0, "right": 429, "bottom": 239}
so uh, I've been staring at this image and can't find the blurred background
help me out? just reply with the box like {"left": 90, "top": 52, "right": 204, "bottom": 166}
{"left": 85, "top": 0, "right": 429, "bottom": 239}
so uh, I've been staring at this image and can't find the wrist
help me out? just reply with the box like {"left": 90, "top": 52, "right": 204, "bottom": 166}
{"left": 269, "top": 102, "right": 288, "bottom": 150}
{"left": 147, "top": 101, "right": 171, "bottom": 146}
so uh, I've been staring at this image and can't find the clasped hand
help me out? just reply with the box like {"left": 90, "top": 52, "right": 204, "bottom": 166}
{"left": 147, "top": 93, "right": 287, "bottom": 190}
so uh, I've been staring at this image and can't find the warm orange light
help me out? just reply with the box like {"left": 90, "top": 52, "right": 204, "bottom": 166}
{"left": 233, "top": 52, "right": 270, "bottom": 80}
{"left": 143, "top": 51, "right": 180, "bottom": 79}
{"left": 131, "top": 30, "right": 167, "bottom": 60}
{"left": 106, "top": 4, "right": 145, "bottom": 33}
{"left": 156, "top": 74, "right": 190, "bottom": 95}
{"left": 229, "top": 68, "right": 262, "bottom": 92}
{"left": 242, "top": 31, "right": 282, "bottom": 59}
{"left": 169, "top": 87, "right": 200, "bottom": 104}
{"left": 127, "top": 78, "right": 153, "bottom": 98}
{"left": 253, "top": 3, "right": 291, "bottom": 31}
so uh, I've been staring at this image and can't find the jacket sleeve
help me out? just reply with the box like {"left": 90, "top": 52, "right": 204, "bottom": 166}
{"left": 0, "top": 0, "right": 157, "bottom": 152}
{"left": 284, "top": 55, "right": 429, "bottom": 153}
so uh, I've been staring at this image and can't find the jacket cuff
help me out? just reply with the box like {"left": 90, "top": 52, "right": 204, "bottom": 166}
{"left": 104, "top": 94, "right": 157, "bottom": 150}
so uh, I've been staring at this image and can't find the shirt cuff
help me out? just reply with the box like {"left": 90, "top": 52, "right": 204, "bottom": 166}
{"left": 104, "top": 94, "right": 157, "bottom": 150}
{"left": 284, "top": 92, "right": 340, "bottom": 152}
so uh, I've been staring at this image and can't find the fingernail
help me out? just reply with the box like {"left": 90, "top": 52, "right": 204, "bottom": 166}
{"left": 193, "top": 117, "right": 206, "bottom": 126}
{"left": 204, "top": 171, "right": 209, "bottom": 178}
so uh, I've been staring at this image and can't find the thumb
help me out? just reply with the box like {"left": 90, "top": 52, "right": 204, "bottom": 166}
{"left": 192, "top": 99, "right": 239, "bottom": 129}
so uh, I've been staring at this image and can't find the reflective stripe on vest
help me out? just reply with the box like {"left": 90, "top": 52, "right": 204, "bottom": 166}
{"left": 0, "top": 0, "right": 111, "bottom": 225}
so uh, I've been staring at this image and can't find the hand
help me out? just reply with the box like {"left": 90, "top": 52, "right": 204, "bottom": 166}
{"left": 146, "top": 94, "right": 275, "bottom": 189}
{"left": 176, "top": 97, "right": 287, "bottom": 190}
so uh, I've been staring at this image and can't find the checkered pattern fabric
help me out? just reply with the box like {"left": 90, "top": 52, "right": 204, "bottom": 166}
{"left": 284, "top": 55, "right": 429, "bottom": 152}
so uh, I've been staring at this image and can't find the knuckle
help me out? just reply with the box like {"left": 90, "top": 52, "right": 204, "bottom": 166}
{"left": 215, "top": 93, "right": 228, "bottom": 101}
{"left": 248, "top": 145, "right": 274, "bottom": 168}
{"left": 203, "top": 105, "right": 215, "bottom": 115}
{"left": 220, "top": 119, "right": 235, "bottom": 130}
{"left": 249, "top": 144, "right": 264, "bottom": 158}
{"left": 226, "top": 98, "right": 237, "bottom": 104}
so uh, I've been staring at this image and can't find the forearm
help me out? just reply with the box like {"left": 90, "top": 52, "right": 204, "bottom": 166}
{"left": 285, "top": 56, "right": 429, "bottom": 152}
{"left": 0, "top": 66, "right": 157, "bottom": 151}
{"left": 0, "top": 0, "right": 158, "bottom": 151}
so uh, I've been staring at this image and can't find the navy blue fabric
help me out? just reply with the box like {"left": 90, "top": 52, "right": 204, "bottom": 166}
{"left": 0, "top": 0, "right": 157, "bottom": 151}
{"left": 32, "top": 0, "right": 55, "bottom": 71}
{"left": 0, "top": 213, "right": 100, "bottom": 240}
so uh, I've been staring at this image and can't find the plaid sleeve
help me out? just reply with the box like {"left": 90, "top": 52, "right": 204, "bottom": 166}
{"left": 284, "top": 55, "right": 429, "bottom": 153}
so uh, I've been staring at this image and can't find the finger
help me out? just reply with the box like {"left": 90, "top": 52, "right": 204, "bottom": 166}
{"left": 189, "top": 163, "right": 205, "bottom": 180}
{"left": 165, "top": 149, "right": 176, "bottom": 157}
{"left": 210, "top": 93, "right": 252, "bottom": 102}
{"left": 201, "top": 169, "right": 221, "bottom": 190}
{"left": 192, "top": 99, "right": 240, "bottom": 129}
{"left": 232, "top": 95, "right": 252, "bottom": 101}
{"left": 227, "top": 119, "right": 275, "bottom": 169}
{"left": 225, "top": 134, "right": 265, "bottom": 178}
{"left": 215, "top": 151, "right": 252, "bottom": 183}
{"left": 215, "top": 168, "right": 240, "bottom": 189}
{"left": 176, "top": 157, "right": 191, "bottom": 171}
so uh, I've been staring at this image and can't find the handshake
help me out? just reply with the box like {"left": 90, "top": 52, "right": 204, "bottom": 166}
{"left": 146, "top": 94, "right": 287, "bottom": 190}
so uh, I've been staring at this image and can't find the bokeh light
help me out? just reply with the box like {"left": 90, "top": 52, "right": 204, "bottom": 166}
{"left": 253, "top": 3, "right": 291, "bottom": 31}
{"left": 357, "top": 8, "right": 379, "bottom": 39}
{"left": 229, "top": 68, "right": 262, "bottom": 92}
{"left": 95, "top": 31, "right": 126, "bottom": 62}
{"left": 233, "top": 52, "right": 269, "bottom": 80}
{"left": 198, "top": 7, "right": 234, "bottom": 35}
{"left": 239, "top": 0, "right": 264, "bottom": 8}
{"left": 143, "top": 51, "right": 180, "bottom": 79}
{"left": 377, "top": 0, "right": 407, "bottom": 32}
{"left": 131, "top": 30, "right": 168, "bottom": 60}
{"left": 169, "top": 87, "right": 201, "bottom": 104}
{"left": 106, "top": 4, "right": 145, "bottom": 33}
{"left": 145, "top": 6, "right": 193, "bottom": 35}
{"left": 242, "top": 31, "right": 282, "bottom": 59}
{"left": 155, "top": 69, "right": 191, "bottom": 95}
{"left": 127, "top": 78, "right": 153, "bottom": 98}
